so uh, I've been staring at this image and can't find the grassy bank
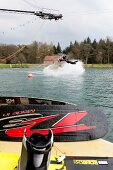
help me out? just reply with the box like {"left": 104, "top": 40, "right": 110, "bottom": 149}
{"left": 0, "top": 64, "right": 44, "bottom": 68}
{"left": 0, "top": 63, "right": 113, "bottom": 68}
{"left": 84, "top": 64, "right": 113, "bottom": 68}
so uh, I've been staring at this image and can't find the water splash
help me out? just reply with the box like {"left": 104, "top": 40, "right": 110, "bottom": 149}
{"left": 43, "top": 61, "right": 85, "bottom": 77}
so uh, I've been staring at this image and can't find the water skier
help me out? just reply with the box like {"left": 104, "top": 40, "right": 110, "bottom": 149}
{"left": 59, "top": 55, "right": 78, "bottom": 64}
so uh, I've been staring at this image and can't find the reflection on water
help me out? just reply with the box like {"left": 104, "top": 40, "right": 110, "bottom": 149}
{"left": 0, "top": 67, "right": 113, "bottom": 142}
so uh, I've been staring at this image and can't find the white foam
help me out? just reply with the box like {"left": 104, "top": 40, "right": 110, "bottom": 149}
{"left": 43, "top": 61, "right": 85, "bottom": 77}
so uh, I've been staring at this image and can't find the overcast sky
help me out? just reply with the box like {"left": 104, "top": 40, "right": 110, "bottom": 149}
{"left": 1, "top": 0, "right": 113, "bottom": 49}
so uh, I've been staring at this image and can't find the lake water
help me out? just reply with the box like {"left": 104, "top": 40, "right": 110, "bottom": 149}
{"left": 0, "top": 62, "right": 113, "bottom": 142}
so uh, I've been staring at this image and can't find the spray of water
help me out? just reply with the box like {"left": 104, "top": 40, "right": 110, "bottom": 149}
{"left": 43, "top": 61, "right": 85, "bottom": 77}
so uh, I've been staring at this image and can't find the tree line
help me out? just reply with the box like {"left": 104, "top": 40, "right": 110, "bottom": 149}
{"left": 0, "top": 37, "right": 113, "bottom": 64}
{"left": 63, "top": 37, "right": 113, "bottom": 64}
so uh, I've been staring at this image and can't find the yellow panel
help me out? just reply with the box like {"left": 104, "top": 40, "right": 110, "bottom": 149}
{"left": 49, "top": 156, "right": 66, "bottom": 170}
{"left": 0, "top": 152, "right": 20, "bottom": 170}
{"left": 0, "top": 153, "right": 66, "bottom": 170}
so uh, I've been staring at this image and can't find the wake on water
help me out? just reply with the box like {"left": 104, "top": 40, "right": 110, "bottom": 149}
{"left": 43, "top": 61, "right": 85, "bottom": 77}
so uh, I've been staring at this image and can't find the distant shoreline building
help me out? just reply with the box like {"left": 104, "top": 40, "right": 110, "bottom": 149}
{"left": 44, "top": 55, "right": 61, "bottom": 65}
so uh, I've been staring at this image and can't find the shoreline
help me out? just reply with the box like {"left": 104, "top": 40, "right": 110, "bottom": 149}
{"left": 84, "top": 64, "right": 113, "bottom": 68}
{"left": 0, "top": 63, "right": 113, "bottom": 68}
{"left": 0, "top": 64, "right": 44, "bottom": 68}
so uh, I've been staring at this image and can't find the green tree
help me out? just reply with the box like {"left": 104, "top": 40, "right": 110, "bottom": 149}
{"left": 56, "top": 42, "right": 62, "bottom": 53}
{"left": 79, "top": 43, "right": 92, "bottom": 64}
{"left": 68, "top": 41, "right": 80, "bottom": 60}
{"left": 26, "top": 41, "right": 37, "bottom": 63}
{"left": 86, "top": 37, "right": 91, "bottom": 44}
{"left": 63, "top": 46, "right": 70, "bottom": 54}
{"left": 105, "top": 37, "right": 113, "bottom": 64}
{"left": 53, "top": 45, "right": 57, "bottom": 54}
{"left": 92, "top": 39, "right": 97, "bottom": 49}
{"left": 97, "top": 39, "right": 106, "bottom": 64}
